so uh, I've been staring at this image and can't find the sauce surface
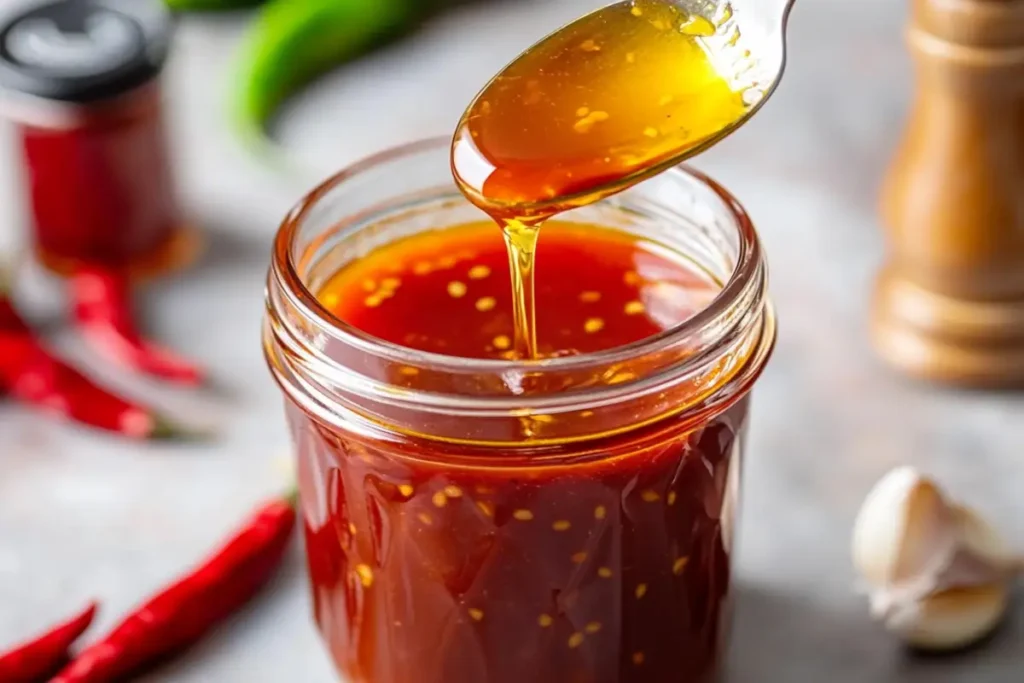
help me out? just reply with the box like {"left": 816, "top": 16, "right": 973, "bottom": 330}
{"left": 319, "top": 221, "right": 719, "bottom": 361}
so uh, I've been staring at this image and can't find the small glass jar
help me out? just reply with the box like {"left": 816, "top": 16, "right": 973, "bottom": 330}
{"left": 263, "top": 139, "right": 775, "bottom": 683}
{"left": 0, "top": 0, "right": 193, "bottom": 275}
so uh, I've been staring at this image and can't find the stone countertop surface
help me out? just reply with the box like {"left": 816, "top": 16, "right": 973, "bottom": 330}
{"left": 1, "top": 0, "right": 1022, "bottom": 681}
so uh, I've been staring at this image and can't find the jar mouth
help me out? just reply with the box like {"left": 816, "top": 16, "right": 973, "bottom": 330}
{"left": 266, "top": 137, "right": 774, "bottom": 441}
{"left": 274, "top": 137, "right": 764, "bottom": 374}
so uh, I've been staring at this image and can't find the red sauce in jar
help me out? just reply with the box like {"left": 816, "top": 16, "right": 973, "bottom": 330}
{"left": 294, "top": 220, "right": 747, "bottom": 683}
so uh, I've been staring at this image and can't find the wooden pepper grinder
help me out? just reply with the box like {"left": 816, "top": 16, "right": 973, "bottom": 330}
{"left": 874, "top": 0, "right": 1024, "bottom": 386}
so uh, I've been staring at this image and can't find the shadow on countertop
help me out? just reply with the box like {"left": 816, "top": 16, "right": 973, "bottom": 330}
{"left": 727, "top": 582, "right": 1023, "bottom": 683}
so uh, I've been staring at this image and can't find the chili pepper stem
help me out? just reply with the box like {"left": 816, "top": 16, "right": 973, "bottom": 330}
{"left": 283, "top": 486, "right": 299, "bottom": 509}
{"left": 149, "top": 414, "right": 214, "bottom": 442}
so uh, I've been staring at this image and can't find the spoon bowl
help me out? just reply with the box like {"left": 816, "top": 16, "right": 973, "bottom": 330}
{"left": 451, "top": 0, "right": 796, "bottom": 221}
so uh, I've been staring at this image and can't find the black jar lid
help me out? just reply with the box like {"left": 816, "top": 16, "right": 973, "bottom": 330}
{"left": 0, "top": 0, "right": 172, "bottom": 104}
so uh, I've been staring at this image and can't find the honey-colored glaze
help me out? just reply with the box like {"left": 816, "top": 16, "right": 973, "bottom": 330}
{"left": 301, "top": 222, "right": 743, "bottom": 683}
{"left": 451, "top": 0, "right": 749, "bottom": 220}
{"left": 874, "top": 0, "right": 1024, "bottom": 385}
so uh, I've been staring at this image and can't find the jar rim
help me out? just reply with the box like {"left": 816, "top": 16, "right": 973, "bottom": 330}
{"left": 271, "top": 137, "right": 768, "bottom": 382}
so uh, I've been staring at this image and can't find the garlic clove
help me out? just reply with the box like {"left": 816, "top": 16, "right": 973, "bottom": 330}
{"left": 852, "top": 467, "right": 1016, "bottom": 652}
{"left": 892, "top": 582, "right": 1009, "bottom": 651}
{"left": 954, "top": 505, "right": 1013, "bottom": 571}
{"left": 852, "top": 466, "right": 957, "bottom": 588}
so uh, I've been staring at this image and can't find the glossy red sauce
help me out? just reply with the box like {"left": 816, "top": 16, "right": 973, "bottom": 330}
{"left": 291, "top": 221, "right": 746, "bottom": 683}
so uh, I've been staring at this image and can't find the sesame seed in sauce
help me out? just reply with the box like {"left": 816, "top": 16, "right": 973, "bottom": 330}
{"left": 585, "top": 622, "right": 602, "bottom": 634}
{"left": 643, "top": 127, "right": 659, "bottom": 138}
{"left": 468, "top": 265, "right": 491, "bottom": 279}
{"left": 447, "top": 281, "right": 467, "bottom": 298}
{"left": 469, "top": 608, "right": 485, "bottom": 621}
{"left": 362, "top": 279, "right": 377, "bottom": 292}
{"left": 413, "top": 261, "right": 432, "bottom": 275}
{"left": 598, "top": 567, "right": 613, "bottom": 578}
{"left": 398, "top": 484, "right": 414, "bottom": 497}
{"left": 348, "top": 522, "right": 357, "bottom": 536}
{"left": 444, "top": 485, "right": 463, "bottom": 498}
{"left": 571, "top": 551, "right": 588, "bottom": 564}
{"left": 381, "top": 277, "right": 401, "bottom": 290}
{"left": 594, "top": 505, "right": 607, "bottom": 520}
{"left": 579, "top": 291, "right": 601, "bottom": 303}
{"left": 438, "top": 255, "right": 458, "bottom": 269}
{"left": 574, "top": 110, "right": 610, "bottom": 134}
{"left": 631, "top": 5, "right": 643, "bottom": 16}
{"left": 668, "top": 491, "right": 677, "bottom": 506}
{"left": 399, "top": 366, "right": 419, "bottom": 377}
{"left": 432, "top": 491, "right": 448, "bottom": 508}
{"left": 623, "top": 271, "right": 641, "bottom": 285}
{"left": 568, "top": 633, "right": 585, "bottom": 649}
{"left": 580, "top": 410, "right": 594, "bottom": 418}
{"left": 624, "top": 300, "right": 645, "bottom": 315}
{"left": 608, "top": 371, "right": 636, "bottom": 384}
{"left": 493, "top": 335, "right": 511, "bottom": 350}
{"left": 580, "top": 39, "right": 601, "bottom": 52}
{"left": 476, "top": 501, "right": 494, "bottom": 518}
{"left": 552, "top": 520, "right": 572, "bottom": 531}
{"left": 355, "top": 564, "right": 374, "bottom": 588}
{"left": 635, "top": 584, "right": 648, "bottom": 599}
{"left": 673, "top": 557, "right": 690, "bottom": 575}
{"left": 513, "top": 509, "right": 534, "bottom": 521}
{"left": 584, "top": 318, "right": 605, "bottom": 333}
{"left": 364, "top": 295, "right": 383, "bottom": 308}
{"left": 418, "top": 513, "right": 433, "bottom": 526}
{"left": 475, "top": 296, "right": 497, "bottom": 312}
{"left": 538, "top": 614, "right": 553, "bottom": 627}
{"left": 576, "top": 106, "right": 590, "bottom": 117}
{"left": 641, "top": 490, "right": 661, "bottom": 503}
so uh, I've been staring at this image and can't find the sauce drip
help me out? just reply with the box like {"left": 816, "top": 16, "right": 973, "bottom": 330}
{"left": 451, "top": 0, "right": 756, "bottom": 358}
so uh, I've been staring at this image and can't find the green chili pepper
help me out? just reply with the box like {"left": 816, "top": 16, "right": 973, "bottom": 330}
{"left": 164, "top": 0, "right": 265, "bottom": 12}
{"left": 234, "top": 0, "right": 418, "bottom": 141}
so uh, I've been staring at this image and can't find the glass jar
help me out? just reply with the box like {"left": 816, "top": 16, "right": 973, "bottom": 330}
{"left": 0, "top": 0, "right": 193, "bottom": 276}
{"left": 263, "top": 138, "right": 775, "bottom": 683}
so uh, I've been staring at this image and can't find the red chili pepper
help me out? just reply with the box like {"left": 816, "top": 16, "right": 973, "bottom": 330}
{"left": 53, "top": 494, "right": 297, "bottom": 683}
{"left": 0, "top": 292, "right": 186, "bottom": 440}
{"left": 71, "top": 266, "right": 204, "bottom": 386}
{"left": 0, "top": 602, "right": 97, "bottom": 683}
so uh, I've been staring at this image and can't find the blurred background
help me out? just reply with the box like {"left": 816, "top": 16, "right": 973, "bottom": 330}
{"left": 1, "top": 0, "right": 1022, "bottom": 681}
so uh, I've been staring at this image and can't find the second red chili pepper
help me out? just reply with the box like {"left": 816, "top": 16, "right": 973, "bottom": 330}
{"left": 0, "top": 601, "right": 97, "bottom": 683}
{"left": 52, "top": 493, "right": 297, "bottom": 683}
{"left": 71, "top": 266, "right": 205, "bottom": 386}
{"left": 0, "top": 292, "right": 186, "bottom": 440}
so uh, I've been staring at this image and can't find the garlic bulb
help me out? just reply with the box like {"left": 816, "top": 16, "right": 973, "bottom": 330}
{"left": 852, "top": 467, "right": 1017, "bottom": 651}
